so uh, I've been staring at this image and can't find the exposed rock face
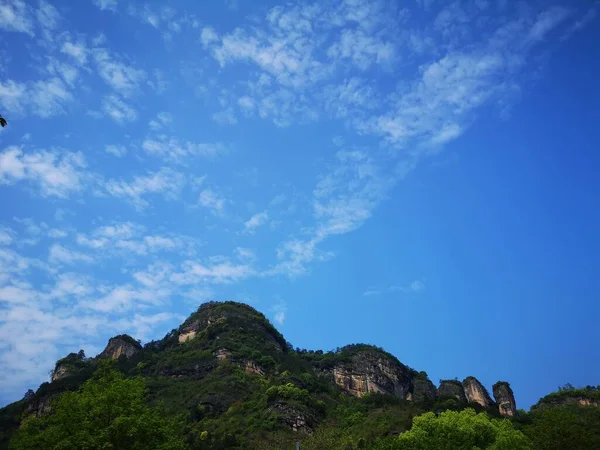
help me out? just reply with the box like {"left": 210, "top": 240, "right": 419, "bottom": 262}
{"left": 178, "top": 302, "right": 285, "bottom": 353}
{"left": 411, "top": 378, "right": 438, "bottom": 403}
{"left": 493, "top": 382, "right": 517, "bottom": 417}
{"left": 332, "top": 350, "right": 412, "bottom": 399}
{"left": 99, "top": 335, "right": 141, "bottom": 360}
{"left": 533, "top": 396, "right": 600, "bottom": 410}
{"left": 178, "top": 330, "right": 196, "bottom": 343}
{"left": 438, "top": 380, "right": 467, "bottom": 402}
{"left": 270, "top": 402, "right": 315, "bottom": 433}
{"left": 244, "top": 360, "right": 264, "bottom": 376}
{"left": 213, "top": 348, "right": 231, "bottom": 361}
{"left": 463, "top": 376, "right": 493, "bottom": 408}
{"left": 51, "top": 365, "right": 70, "bottom": 382}
{"left": 26, "top": 396, "right": 52, "bottom": 418}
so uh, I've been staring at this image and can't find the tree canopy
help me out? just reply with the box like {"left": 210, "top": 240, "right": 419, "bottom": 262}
{"left": 373, "top": 408, "right": 531, "bottom": 450}
{"left": 10, "top": 362, "right": 185, "bottom": 450}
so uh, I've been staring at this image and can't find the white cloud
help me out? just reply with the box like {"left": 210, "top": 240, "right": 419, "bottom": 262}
{"left": 171, "top": 259, "right": 254, "bottom": 285}
{"left": 528, "top": 6, "right": 570, "bottom": 42}
{"left": 235, "top": 247, "right": 256, "bottom": 262}
{"left": 61, "top": 41, "right": 88, "bottom": 65}
{"left": 244, "top": 211, "right": 269, "bottom": 233}
{"left": 0, "top": 227, "right": 14, "bottom": 246}
{"left": 0, "top": 77, "right": 73, "bottom": 118}
{"left": 271, "top": 302, "right": 287, "bottom": 325}
{"left": 93, "top": 0, "right": 118, "bottom": 12}
{"left": 93, "top": 49, "right": 146, "bottom": 95}
{"left": 103, "top": 168, "right": 185, "bottom": 209}
{"left": 363, "top": 280, "right": 426, "bottom": 296}
{"left": 48, "top": 244, "right": 94, "bottom": 265}
{"left": 201, "top": 27, "right": 219, "bottom": 47}
{"left": 47, "top": 228, "right": 67, "bottom": 239}
{"left": 212, "top": 108, "right": 238, "bottom": 125}
{"left": 274, "top": 311, "right": 285, "bottom": 325}
{"left": 102, "top": 95, "right": 137, "bottom": 123}
{"left": 148, "top": 112, "right": 172, "bottom": 131}
{"left": 105, "top": 144, "right": 127, "bottom": 157}
{"left": 328, "top": 29, "right": 395, "bottom": 70}
{"left": 0, "top": 146, "right": 87, "bottom": 197}
{"left": 29, "top": 78, "right": 72, "bottom": 117}
{"left": 198, "top": 188, "right": 227, "bottom": 215}
{"left": 83, "top": 285, "right": 167, "bottom": 313}
{"left": 0, "top": 0, "right": 34, "bottom": 35}
{"left": 561, "top": 6, "right": 598, "bottom": 40}
{"left": 142, "top": 135, "right": 224, "bottom": 161}
{"left": 36, "top": 0, "right": 59, "bottom": 33}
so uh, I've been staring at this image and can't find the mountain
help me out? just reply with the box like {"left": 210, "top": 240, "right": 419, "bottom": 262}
{"left": 1, "top": 301, "right": 599, "bottom": 449}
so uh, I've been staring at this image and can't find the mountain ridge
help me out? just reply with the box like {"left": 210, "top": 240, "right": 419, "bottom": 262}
{"left": 2, "top": 301, "right": 599, "bottom": 449}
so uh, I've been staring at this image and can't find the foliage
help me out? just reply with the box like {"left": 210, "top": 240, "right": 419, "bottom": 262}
{"left": 373, "top": 408, "right": 531, "bottom": 450}
{"left": 534, "top": 384, "right": 600, "bottom": 407}
{"left": 9, "top": 362, "right": 185, "bottom": 450}
{"left": 4, "top": 301, "right": 600, "bottom": 450}
{"left": 111, "top": 334, "right": 143, "bottom": 349}
{"left": 521, "top": 404, "right": 600, "bottom": 450}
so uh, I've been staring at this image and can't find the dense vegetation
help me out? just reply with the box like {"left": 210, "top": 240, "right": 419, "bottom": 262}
{"left": 2, "top": 301, "right": 600, "bottom": 449}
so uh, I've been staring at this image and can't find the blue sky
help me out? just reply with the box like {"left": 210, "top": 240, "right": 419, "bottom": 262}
{"left": 0, "top": 0, "right": 599, "bottom": 409}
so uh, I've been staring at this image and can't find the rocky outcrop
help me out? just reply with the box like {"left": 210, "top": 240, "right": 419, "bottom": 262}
{"left": 177, "top": 302, "right": 286, "bottom": 353}
{"left": 178, "top": 330, "right": 197, "bottom": 343}
{"left": 438, "top": 380, "right": 467, "bottom": 402}
{"left": 331, "top": 349, "right": 412, "bottom": 399}
{"left": 493, "top": 381, "right": 517, "bottom": 417}
{"left": 270, "top": 402, "right": 316, "bottom": 433}
{"left": 463, "top": 376, "right": 493, "bottom": 408}
{"left": 212, "top": 348, "right": 264, "bottom": 376}
{"left": 99, "top": 335, "right": 141, "bottom": 360}
{"left": 532, "top": 394, "right": 600, "bottom": 411}
{"left": 26, "top": 396, "right": 52, "bottom": 418}
{"left": 213, "top": 348, "right": 231, "bottom": 361}
{"left": 244, "top": 360, "right": 264, "bottom": 376}
{"left": 51, "top": 364, "right": 70, "bottom": 382}
{"left": 411, "top": 378, "right": 438, "bottom": 403}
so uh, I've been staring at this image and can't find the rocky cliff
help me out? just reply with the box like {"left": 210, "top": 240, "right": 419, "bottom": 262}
{"left": 493, "top": 381, "right": 517, "bottom": 417}
{"left": 98, "top": 335, "right": 142, "bottom": 360}
{"left": 176, "top": 301, "right": 286, "bottom": 354}
{"left": 410, "top": 376, "right": 438, "bottom": 403}
{"left": 438, "top": 380, "right": 467, "bottom": 402}
{"left": 463, "top": 376, "right": 493, "bottom": 408}
{"left": 1, "top": 301, "right": 534, "bottom": 448}
{"left": 329, "top": 347, "right": 412, "bottom": 399}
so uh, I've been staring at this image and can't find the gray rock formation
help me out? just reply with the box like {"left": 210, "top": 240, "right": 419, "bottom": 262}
{"left": 331, "top": 348, "right": 412, "bottom": 399}
{"left": 463, "top": 376, "right": 493, "bottom": 408}
{"left": 438, "top": 380, "right": 467, "bottom": 402}
{"left": 493, "top": 381, "right": 517, "bottom": 417}
{"left": 99, "top": 335, "right": 141, "bottom": 360}
{"left": 411, "top": 377, "right": 438, "bottom": 403}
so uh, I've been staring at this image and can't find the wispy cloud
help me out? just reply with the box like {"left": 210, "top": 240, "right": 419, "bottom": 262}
{"left": 244, "top": 211, "right": 269, "bottom": 234}
{"left": 93, "top": 48, "right": 146, "bottom": 95}
{"left": 102, "top": 94, "right": 137, "bottom": 123}
{"left": 0, "top": 0, "right": 34, "bottom": 35}
{"left": 103, "top": 168, "right": 185, "bottom": 209}
{"left": 105, "top": 144, "right": 127, "bottom": 157}
{"left": 93, "top": 0, "right": 118, "bottom": 12}
{"left": 198, "top": 188, "right": 227, "bottom": 215}
{"left": 142, "top": 135, "right": 225, "bottom": 162}
{"left": 49, "top": 244, "right": 94, "bottom": 265}
{"left": 363, "top": 280, "right": 426, "bottom": 296}
{"left": 0, "top": 146, "right": 87, "bottom": 197}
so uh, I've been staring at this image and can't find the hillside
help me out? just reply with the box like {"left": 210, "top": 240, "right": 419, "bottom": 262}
{"left": 1, "top": 301, "right": 599, "bottom": 449}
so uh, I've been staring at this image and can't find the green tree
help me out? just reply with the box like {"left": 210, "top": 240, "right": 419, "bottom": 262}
{"left": 10, "top": 362, "right": 185, "bottom": 450}
{"left": 375, "top": 408, "right": 531, "bottom": 450}
{"left": 522, "top": 405, "right": 600, "bottom": 450}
